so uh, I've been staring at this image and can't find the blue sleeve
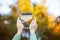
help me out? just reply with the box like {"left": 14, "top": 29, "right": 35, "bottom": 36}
{"left": 30, "top": 33, "right": 37, "bottom": 40}
{"left": 12, "top": 33, "right": 21, "bottom": 40}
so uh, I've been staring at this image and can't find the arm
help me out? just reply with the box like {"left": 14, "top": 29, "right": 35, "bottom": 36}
{"left": 12, "top": 17, "right": 24, "bottom": 40}
{"left": 29, "top": 18, "right": 38, "bottom": 40}
{"left": 12, "top": 32, "right": 21, "bottom": 40}
{"left": 30, "top": 33, "right": 37, "bottom": 40}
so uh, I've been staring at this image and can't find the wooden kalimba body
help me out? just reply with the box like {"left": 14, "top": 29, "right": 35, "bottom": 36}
{"left": 19, "top": 12, "right": 33, "bottom": 40}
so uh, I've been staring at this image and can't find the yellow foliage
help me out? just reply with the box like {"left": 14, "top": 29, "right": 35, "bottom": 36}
{"left": 36, "top": 5, "right": 47, "bottom": 14}
{"left": 11, "top": 11, "right": 18, "bottom": 17}
{"left": 17, "top": 0, "right": 31, "bottom": 12}
{"left": 52, "top": 23, "right": 60, "bottom": 35}
{"left": 48, "top": 15, "right": 56, "bottom": 29}
{"left": 31, "top": 0, "right": 47, "bottom": 21}
{"left": 32, "top": 3, "right": 47, "bottom": 19}
{"left": 11, "top": 6, "right": 18, "bottom": 18}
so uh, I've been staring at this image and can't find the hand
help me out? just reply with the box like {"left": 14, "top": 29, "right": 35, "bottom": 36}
{"left": 29, "top": 18, "right": 38, "bottom": 34}
{"left": 17, "top": 17, "right": 24, "bottom": 34}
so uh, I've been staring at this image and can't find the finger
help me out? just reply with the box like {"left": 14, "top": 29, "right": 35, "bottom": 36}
{"left": 33, "top": 18, "right": 37, "bottom": 24}
{"left": 29, "top": 23, "right": 38, "bottom": 30}
{"left": 17, "top": 17, "right": 21, "bottom": 23}
{"left": 17, "top": 17, "right": 24, "bottom": 27}
{"left": 31, "top": 18, "right": 36, "bottom": 25}
{"left": 35, "top": 24, "right": 38, "bottom": 29}
{"left": 29, "top": 18, "right": 37, "bottom": 28}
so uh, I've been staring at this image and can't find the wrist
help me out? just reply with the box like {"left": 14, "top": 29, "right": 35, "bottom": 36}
{"left": 30, "top": 32, "right": 35, "bottom": 35}
{"left": 17, "top": 31, "right": 22, "bottom": 35}
{"left": 30, "top": 31, "right": 35, "bottom": 35}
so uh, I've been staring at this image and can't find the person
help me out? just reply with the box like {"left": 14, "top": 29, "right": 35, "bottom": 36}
{"left": 12, "top": 13, "right": 38, "bottom": 40}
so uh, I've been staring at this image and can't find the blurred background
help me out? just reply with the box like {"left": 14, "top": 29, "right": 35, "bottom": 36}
{"left": 0, "top": 0, "right": 60, "bottom": 40}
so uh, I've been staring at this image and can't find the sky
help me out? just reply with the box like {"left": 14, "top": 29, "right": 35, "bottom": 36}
{"left": 45, "top": 0, "right": 60, "bottom": 17}
{"left": 0, "top": 0, "right": 17, "bottom": 15}
{"left": 0, "top": 0, "right": 60, "bottom": 17}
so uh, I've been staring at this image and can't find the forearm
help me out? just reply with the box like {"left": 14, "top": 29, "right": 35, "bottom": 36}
{"left": 12, "top": 32, "right": 21, "bottom": 40}
{"left": 30, "top": 33, "right": 37, "bottom": 40}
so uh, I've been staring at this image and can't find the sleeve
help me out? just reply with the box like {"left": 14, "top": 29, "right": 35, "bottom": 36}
{"left": 30, "top": 33, "right": 37, "bottom": 40}
{"left": 12, "top": 33, "right": 21, "bottom": 40}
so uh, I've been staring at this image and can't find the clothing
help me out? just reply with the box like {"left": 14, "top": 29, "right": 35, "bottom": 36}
{"left": 12, "top": 33, "right": 37, "bottom": 40}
